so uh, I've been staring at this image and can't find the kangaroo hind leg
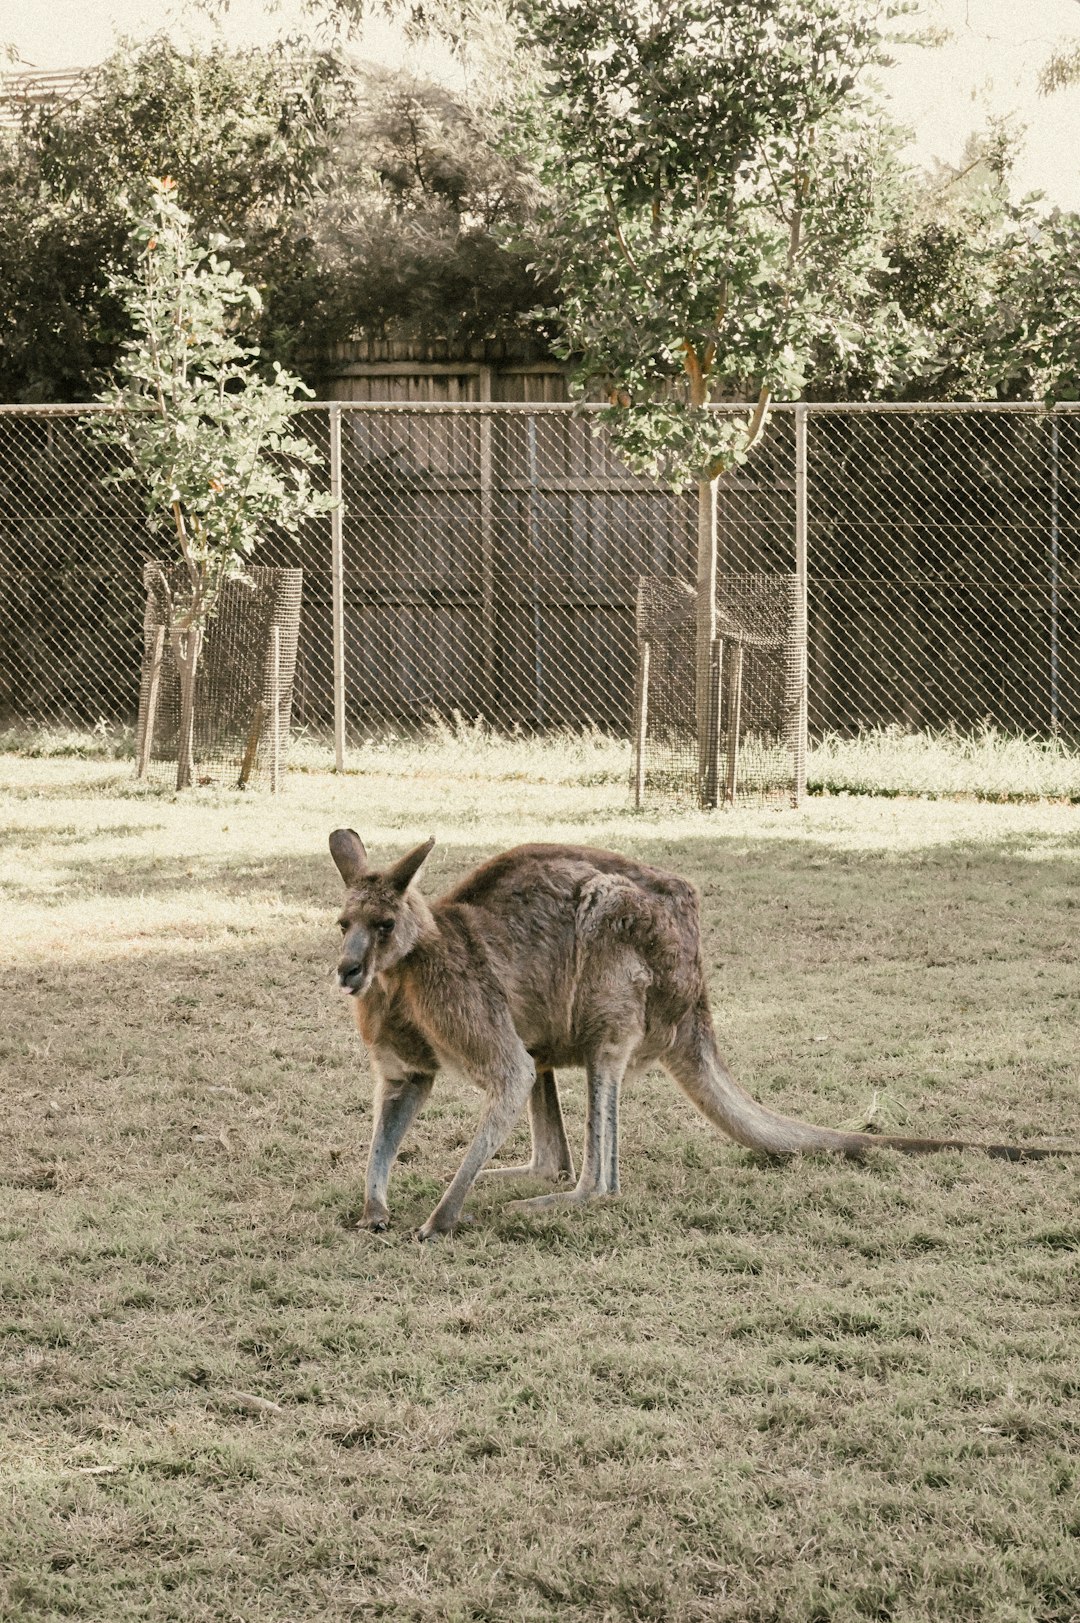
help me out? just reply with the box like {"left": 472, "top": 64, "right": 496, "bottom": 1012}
{"left": 480, "top": 1065, "right": 576, "bottom": 1183}
{"left": 510, "top": 1034, "right": 635, "bottom": 1214}
{"left": 511, "top": 935, "right": 648, "bottom": 1215}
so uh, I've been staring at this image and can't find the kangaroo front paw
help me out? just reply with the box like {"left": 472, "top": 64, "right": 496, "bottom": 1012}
{"left": 360, "top": 1205, "right": 390, "bottom": 1232}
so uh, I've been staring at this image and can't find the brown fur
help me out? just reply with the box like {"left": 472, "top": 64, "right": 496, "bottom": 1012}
{"left": 329, "top": 833, "right": 1073, "bottom": 1240}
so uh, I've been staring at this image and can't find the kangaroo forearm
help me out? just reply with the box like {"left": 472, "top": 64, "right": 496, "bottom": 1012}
{"left": 365, "top": 1073, "right": 433, "bottom": 1214}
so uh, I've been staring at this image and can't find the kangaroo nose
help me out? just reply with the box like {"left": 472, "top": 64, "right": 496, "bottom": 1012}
{"left": 338, "top": 959, "right": 365, "bottom": 992}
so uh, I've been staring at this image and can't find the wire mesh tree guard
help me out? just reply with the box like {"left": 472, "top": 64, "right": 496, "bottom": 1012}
{"left": 632, "top": 574, "right": 803, "bottom": 806}
{"left": 136, "top": 563, "right": 303, "bottom": 791}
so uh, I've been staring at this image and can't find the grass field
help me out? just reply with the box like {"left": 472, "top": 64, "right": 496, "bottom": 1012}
{"left": 2, "top": 739, "right": 1079, "bottom": 1622}
{"left": 5, "top": 715, "right": 1080, "bottom": 801}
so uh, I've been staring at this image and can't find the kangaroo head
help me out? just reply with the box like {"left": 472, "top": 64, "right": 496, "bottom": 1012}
{"left": 329, "top": 829, "right": 435, "bottom": 996}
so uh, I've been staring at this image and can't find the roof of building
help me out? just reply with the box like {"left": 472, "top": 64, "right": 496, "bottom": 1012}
{"left": 0, "top": 67, "right": 88, "bottom": 130}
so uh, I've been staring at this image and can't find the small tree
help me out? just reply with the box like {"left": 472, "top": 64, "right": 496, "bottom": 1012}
{"left": 515, "top": 0, "right": 925, "bottom": 795}
{"left": 95, "top": 178, "right": 335, "bottom": 789}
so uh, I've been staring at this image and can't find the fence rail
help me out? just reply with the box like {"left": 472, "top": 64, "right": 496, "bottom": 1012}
{"left": 0, "top": 402, "right": 1077, "bottom": 788}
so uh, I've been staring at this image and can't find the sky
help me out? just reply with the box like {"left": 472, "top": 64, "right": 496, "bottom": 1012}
{"left": 5, "top": 0, "right": 1080, "bottom": 208}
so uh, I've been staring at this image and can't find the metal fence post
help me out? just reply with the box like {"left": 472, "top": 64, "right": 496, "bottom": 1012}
{"left": 633, "top": 640, "right": 650, "bottom": 807}
{"left": 330, "top": 403, "right": 345, "bottom": 771}
{"left": 270, "top": 623, "right": 282, "bottom": 793}
{"left": 696, "top": 476, "right": 720, "bottom": 806}
{"left": 794, "top": 405, "right": 809, "bottom": 805}
{"left": 478, "top": 370, "right": 496, "bottom": 718}
{"left": 526, "top": 412, "right": 545, "bottom": 724}
{"left": 1050, "top": 413, "right": 1061, "bottom": 733}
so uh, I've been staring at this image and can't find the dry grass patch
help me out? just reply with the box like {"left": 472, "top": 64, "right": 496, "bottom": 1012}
{"left": 1, "top": 748, "right": 1078, "bottom": 1621}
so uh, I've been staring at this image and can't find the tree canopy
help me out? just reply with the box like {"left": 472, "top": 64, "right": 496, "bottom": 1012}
{"left": 873, "top": 132, "right": 1080, "bottom": 404}
{"left": 278, "top": 65, "right": 552, "bottom": 358}
{"left": 0, "top": 38, "right": 352, "bottom": 400}
{"left": 2, "top": 9, "right": 1080, "bottom": 409}
{"left": 0, "top": 33, "right": 545, "bottom": 401}
{"left": 514, "top": 0, "right": 933, "bottom": 477}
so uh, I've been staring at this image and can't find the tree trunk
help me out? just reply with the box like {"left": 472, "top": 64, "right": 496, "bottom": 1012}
{"left": 696, "top": 475, "right": 720, "bottom": 806}
{"left": 173, "top": 625, "right": 203, "bottom": 792}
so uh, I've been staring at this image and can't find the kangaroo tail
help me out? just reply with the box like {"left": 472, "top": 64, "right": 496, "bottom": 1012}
{"left": 665, "top": 1006, "right": 1072, "bottom": 1163}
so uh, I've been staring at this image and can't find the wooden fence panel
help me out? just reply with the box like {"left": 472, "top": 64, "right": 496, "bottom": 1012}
{"left": 333, "top": 407, "right": 704, "bottom": 729}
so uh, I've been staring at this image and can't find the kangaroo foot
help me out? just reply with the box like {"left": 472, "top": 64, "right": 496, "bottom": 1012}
{"left": 509, "top": 1187, "right": 617, "bottom": 1213}
{"left": 414, "top": 1207, "right": 474, "bottom": 1239}
{"left": 415, "top": 1212, "right": 475, "bottom": 1243}
{"left": 480, "top": 1160, "right": 574, "bottom": 1182}
{"left": 359, "top": 1203, "right": 390, "bottom": 1232}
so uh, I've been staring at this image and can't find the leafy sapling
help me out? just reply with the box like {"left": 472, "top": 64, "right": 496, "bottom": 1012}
{"left": 94, "top": 177, "right": 336, "bottom": 789}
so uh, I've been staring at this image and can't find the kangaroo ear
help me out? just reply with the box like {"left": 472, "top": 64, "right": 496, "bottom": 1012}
{"left": 329, "top": 828, "right": 368, "bottom": 887}
{"left": 385, "top": 836, "right": 435, "bottom": 894}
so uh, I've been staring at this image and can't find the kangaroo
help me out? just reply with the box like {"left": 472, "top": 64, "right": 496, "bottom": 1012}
{"left": 329, "top": 832, "right": 1071, "bottom": 1240}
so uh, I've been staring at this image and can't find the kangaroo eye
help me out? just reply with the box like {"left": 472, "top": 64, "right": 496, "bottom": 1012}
{"left": 338, "top": 920, "right": 348, "bottom": 935}
{"left": 375, "top": 920, "right": 394, "bottom": 937}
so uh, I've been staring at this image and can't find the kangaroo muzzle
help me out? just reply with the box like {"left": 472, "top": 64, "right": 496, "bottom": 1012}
{"left": 338, "top": 957, "right": 374, "bottom": 996}
{"left": 338, "top": 926, "right": 375, "bottom": 995}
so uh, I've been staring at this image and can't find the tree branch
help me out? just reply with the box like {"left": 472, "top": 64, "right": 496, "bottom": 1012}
{"left": 744, "top": 383, "right": 772, "bottom": 453}
{"left": 681, "top": 339, "right": 708, "bottom": 408}
{"left": 603, "top": 186, "right": 643, "bottom": 276}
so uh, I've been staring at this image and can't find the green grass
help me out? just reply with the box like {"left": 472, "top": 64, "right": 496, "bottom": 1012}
{"left": 4, "top": 714, "right": 1080, "bottom": 800}
{"left": 1, "top": 742, "right": 1079, "bottom": 1621}
{"left": 809, "top": 724, "right": 1080, "bottom": 802}
{"left": 0, "top": 721, "right": 136, "bottom": 760}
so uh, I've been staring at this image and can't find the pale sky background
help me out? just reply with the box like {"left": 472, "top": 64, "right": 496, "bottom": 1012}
{"left": 4, "top": 0, "right": 1080, "bottom": 208}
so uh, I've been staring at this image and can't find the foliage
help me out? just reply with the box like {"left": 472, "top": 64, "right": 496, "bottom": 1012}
{"left": 6, "top": 11, "right": 1080, "bottom": 411}
{"left": 869, "top": 126, "right": 1080, "bottom": 403}
{"left": 514, "top": 0, "right": 925, "bottom": 481}
{"left": 93, "top": 179, "right": 335, "bottom": 787}
{"left": 30, "top": 37, "right": 348, "bottom": 234}
{"left": 288, "top": 66, "right": 552, "bottom": 352}
{"left": 981, "top": 208, "right": 1080, "bottom": 402}
{"left": 0, "top": 33, "right": 550, "bottom": 402}
{"left": 1038, "top": 37, "right": 1080, "bottom": 96}
{"left": 95, "top": 180, "right": 332, "bottom": 623}
{"left": 0, "top": 177, "right": 127, "bottom": 404}
{"left": 0, "top": 36, "right": 353, "bottom": 402}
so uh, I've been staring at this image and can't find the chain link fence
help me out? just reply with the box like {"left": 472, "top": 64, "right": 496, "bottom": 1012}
{"left": 1, "top": 402, "right": 1077, "bottom": 798}
{"left": 807, "top": 408, "right": 1079, "bottom": 737}
{"left": 0, "top": 406, "right": 146, "bottom": 730}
